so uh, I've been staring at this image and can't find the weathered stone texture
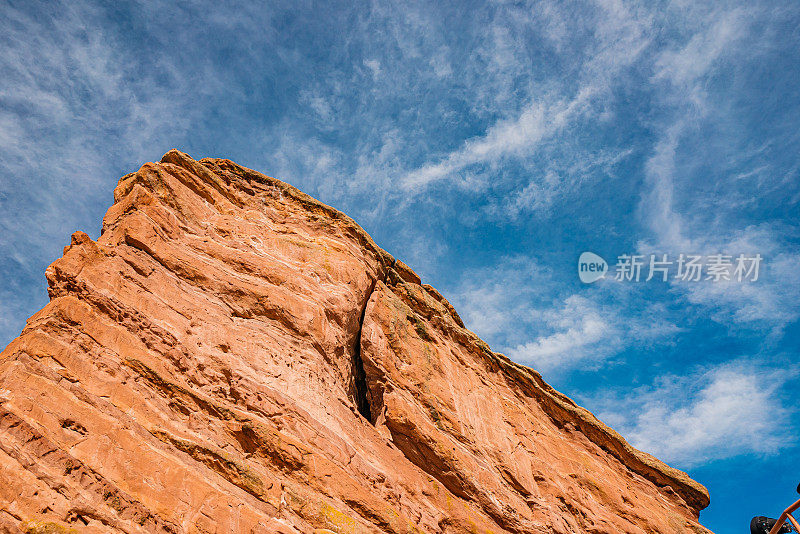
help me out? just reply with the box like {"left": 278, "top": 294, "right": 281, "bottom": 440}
{"left": 0, "top": 151, "right": 711, "bottom": 533}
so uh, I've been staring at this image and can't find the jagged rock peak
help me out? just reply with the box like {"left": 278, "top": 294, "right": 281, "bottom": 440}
{"left": 0, "top": 150, "right": 711, "bottom": 533}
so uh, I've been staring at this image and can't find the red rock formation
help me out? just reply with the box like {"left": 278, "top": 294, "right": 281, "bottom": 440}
{"left": 0, "top": 150, "right": 711, "bottom": 533}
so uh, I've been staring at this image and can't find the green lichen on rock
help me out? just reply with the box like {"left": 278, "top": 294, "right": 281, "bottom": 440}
{"left": 24, "top": 521, "right": 77, "bottom": 534}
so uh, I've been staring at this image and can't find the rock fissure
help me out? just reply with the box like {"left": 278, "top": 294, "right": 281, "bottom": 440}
{"left": 352, "top": 261, "right": 395, "bottom": 423}
{"left": 352, "top": 280, "right": 376, "bottom": 422}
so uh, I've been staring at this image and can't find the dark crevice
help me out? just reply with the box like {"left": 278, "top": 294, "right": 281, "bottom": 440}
{"left": 353, "top": 278, "right": 377, "bottom": 422}
{"left": 352, "top": 260, "right": 395, "bottom": 423}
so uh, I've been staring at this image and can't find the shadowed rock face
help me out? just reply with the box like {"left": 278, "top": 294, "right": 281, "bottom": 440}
{"left": 0, "top": 150, "right": 712, "bottom": 534}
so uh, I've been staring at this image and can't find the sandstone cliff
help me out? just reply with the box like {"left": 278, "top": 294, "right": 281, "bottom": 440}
{"left": 0, "top": 150, "right": 711, "bottom": 534}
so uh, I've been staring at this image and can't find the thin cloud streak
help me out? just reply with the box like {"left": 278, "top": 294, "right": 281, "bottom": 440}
{"left": 593, "top": 362, "right": 796, "bottom": 466}
{"left": 399, "top": 0, "right": 653, "bottom": 193}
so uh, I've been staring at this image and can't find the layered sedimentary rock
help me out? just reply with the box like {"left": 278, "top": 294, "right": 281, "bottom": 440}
{"left": 0, "top": 150, "right": 711, "bottom": 533}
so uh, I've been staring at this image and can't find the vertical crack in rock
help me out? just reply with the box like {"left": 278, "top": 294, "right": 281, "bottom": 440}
{"left": 353, "top": 279, "right": 377, "bottom": 422}
{"left": 352, "top": 262, "right": 394, "bottom": 423}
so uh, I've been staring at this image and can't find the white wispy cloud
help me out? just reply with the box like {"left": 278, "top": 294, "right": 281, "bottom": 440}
{"left": 678, "top": 226, "right": 800, "bottom": 336}
{"left": 493, "top": 147, "right": 634, "bottom": 219}
{"left": 639, "top": 6, "right": 753, "bottom": 244}
{"left": 450, "top": 257, "right": 680, "bottom": 374}
{"left": 508, "top": 295, "right": 613, "bottom": 371}
{"left": 399, "top": 0, "right": 651, "bottom": 192}
{"left": 652, "top": 6, "right": 750, "bottom": 111}
{"left": 450, "top": 256, "right": 552, "bottom": 341}
{"left": 400, "top": 97, "right": 577, "bottom": 190}
{"left": 592, "top": 361, "right": 796, "bottom": 466}
{"left": 634, "top": 2, "right": 799, "bottom": 337}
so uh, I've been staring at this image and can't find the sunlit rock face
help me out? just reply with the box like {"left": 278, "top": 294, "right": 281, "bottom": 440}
{"left": 0, "top": 150, "right": 711, "bottom": 533}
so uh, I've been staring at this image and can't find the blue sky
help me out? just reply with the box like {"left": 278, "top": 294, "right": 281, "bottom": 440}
{"left": 1, "top": 1, "right": 798, "bottom": 531}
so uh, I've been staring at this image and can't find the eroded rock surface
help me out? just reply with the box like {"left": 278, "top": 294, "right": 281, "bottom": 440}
{"left": 0, "top": 151, "right": 712, "bottom": 533}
